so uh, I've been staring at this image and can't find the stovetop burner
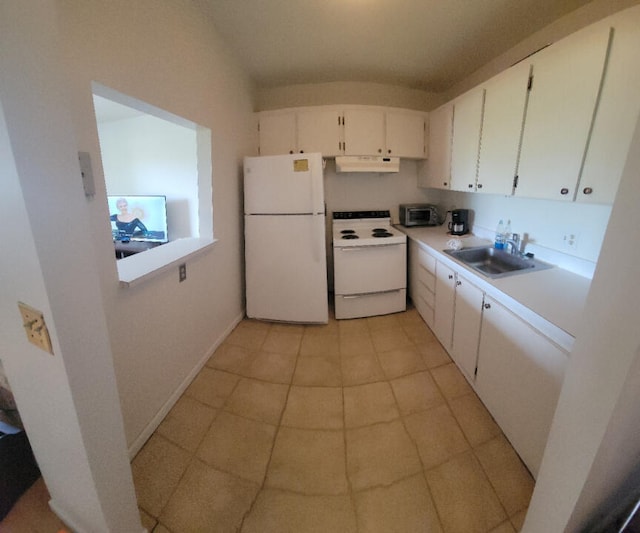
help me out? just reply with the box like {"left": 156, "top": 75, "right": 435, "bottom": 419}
{"left": 332, "top": 209, "right": 406, "bottom": 247}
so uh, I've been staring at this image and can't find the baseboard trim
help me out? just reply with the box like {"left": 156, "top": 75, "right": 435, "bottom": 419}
{"left": 49, "top": 498, "right": 146, "bottom": 533}
{"left": 127, "top": 310, "right": 245, "bottom": 459}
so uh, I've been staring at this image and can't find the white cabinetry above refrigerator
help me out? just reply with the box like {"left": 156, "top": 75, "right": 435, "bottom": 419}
{"left": 258, "top": 105, "right": 427, "bottom": 160}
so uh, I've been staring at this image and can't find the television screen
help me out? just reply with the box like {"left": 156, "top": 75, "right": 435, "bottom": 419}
{"left": 107, "top": 195, "right": 168, "bottom": 243}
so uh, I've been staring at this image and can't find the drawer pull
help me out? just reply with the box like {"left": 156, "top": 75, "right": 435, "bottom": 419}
{"left": 343, "top": 289, "right": 402, "bottom": 299}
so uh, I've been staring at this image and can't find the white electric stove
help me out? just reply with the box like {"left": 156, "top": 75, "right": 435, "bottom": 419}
{"left": 332, "top": 210, "right": 407, "bottom": 319}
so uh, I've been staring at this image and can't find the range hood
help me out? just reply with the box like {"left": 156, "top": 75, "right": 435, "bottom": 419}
{"left": 335, "top": 155, "right": 400, "bottom": 173}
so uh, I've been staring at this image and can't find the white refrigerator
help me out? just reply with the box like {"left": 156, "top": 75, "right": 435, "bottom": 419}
{"left": 244, "top": 153, "right": 328, "bottom": 324}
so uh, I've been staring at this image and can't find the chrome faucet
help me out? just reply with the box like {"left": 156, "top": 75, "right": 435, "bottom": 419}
{"left": 505, "top": 233, "right": 521, "bottom": 255}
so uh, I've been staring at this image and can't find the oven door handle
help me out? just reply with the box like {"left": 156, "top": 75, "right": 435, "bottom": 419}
{"left": 343, "top": 289, "right": 403, "bottom": 299}
{"left": 337, "top": 243, "right": 403, "bottom": 251}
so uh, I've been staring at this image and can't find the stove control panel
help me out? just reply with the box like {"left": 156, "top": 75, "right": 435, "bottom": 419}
{"left": 333, "top": 210, "right": 391, "bottom": 220}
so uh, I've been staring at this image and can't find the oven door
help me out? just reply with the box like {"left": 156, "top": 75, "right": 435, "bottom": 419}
{"left": 334, "top": 242, "right": 406, "bottom": 295}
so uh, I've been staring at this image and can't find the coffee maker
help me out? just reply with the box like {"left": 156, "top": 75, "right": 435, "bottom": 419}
{"left": 449, "top": 209, "right": 469, "bottom": 235}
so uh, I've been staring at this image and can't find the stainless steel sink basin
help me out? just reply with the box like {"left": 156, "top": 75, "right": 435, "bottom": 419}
{"left": 444, "top": 246, "right": 553, "bottom": 279}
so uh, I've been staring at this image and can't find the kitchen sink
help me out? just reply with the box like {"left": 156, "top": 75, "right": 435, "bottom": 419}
{"left": 444, "top": 246, "right": 553, "bottom": 279}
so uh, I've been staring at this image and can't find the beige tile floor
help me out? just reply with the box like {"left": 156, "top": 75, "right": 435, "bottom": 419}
{"left": 1, "top": 306, "right": 534, "bottom": 532}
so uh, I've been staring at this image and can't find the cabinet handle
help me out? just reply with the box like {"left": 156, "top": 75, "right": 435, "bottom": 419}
{"left": 560, "top": 188, "right": 569, "bottom": 195}
{"left": 468, "top": 184, "right": 473, "bottom": 189}
{"left": 289, "top": 150, "right": 294, "bottom": 154}
{"left": 484, "top": 303, "right": 491, "bottom": 309}
{"left": 388, "top": 149, "right": 392, "bottom": 154}
{"left": 583, "top": 187, "right": 593, "bottom": 195}
{"left": 477, "top": 183, "right": 483, "bottom": 189}
{"left": 299, "top": 150, "right": 304, "bottom": 153}
{"left": 456, "top": 280, "right": 462, "bottom": 286}
{"left": 448, "top": 274, "right": 454, "bottom": 280}
{"left": 378, "top": 148, "right": 382, "bottom": 153}
{"left": 443, "top": 182, "right": 448, "bottom": 187}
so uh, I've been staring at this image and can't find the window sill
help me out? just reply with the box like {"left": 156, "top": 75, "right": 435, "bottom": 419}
{"left": 116, "top": 237, "right": 216, "bottom": 288}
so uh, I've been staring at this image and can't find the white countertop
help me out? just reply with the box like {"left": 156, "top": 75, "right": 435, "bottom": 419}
{"left": 398, "top": 225, "right": 592, "bottom": 351}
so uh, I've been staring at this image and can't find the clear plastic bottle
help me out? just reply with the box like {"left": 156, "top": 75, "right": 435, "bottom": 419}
{"left": 503, "top": 219, "right": 512, "bottom": 243}
{"left": 495, "top": 219, "right": 505, "bottom": 249}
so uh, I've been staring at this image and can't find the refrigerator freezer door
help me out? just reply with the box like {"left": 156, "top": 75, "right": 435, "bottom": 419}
{"left": 244, "top": 153, "right": 324, "bottom": 215}
{"left": 245, "top": 214, "right": 328, "bottom": 323}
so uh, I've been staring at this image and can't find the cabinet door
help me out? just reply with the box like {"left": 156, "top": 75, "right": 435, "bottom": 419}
{"left": 386, "top": 110, "right": 426, "bottom": 158}
{"left": 477, "top": 61, "right": 531, "bottom": 195}
{"left": 578, "top": 13, "right": 640, "bottom": 204}
{"left": 419, "top": 102, "right": 453, "bottom": 189}
{"left": 258, "top": 112, "right": 297, "bottom": 155}
{"left": 450, "top": 274, "right": 484, "bottom": 382}
{"left": 516, "top": 24, "right": 611, "bottom": 201}
{"left": 433, "top": 261, "right": 455, "bottom": 349}
{"left": 450, "top": 88, "right": 484, "bottom": 192}
{"left": 343, "top": 108, "right": 385, "bottom": 156}
{"left": 297, "top": 108, "right": 342, "bottom": 157}
{"left": 475, "top": 296, "right": 567, "bottom": 478}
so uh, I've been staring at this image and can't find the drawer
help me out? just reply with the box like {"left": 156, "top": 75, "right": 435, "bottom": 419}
{"left": 335, "top": 288, "right": 406, "bottom": 319}
{"left": 417, "top": 264, "right": 436, "bottom": 293}
{"left": 417, "top": 247, "right": 436, "bottom": 274}
{"left": 418, "top": 280, "right": 435, "bottom": 308}
{"left": 415, "top": 293, "right": 434, "bottom": 328}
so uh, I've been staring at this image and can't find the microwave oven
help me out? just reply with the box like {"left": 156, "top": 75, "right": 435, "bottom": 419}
{"left": 399, "top": 204, "right": 441, "bottom": 227}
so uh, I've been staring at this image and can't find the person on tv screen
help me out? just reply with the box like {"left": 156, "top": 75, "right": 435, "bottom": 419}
{"left": 110, "top": 197, "right": 148, "bottom": 238}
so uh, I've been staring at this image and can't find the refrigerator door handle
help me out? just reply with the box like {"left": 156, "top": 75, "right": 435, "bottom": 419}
{"left": 313, "top": 213, "right": 324, "bottom": 261}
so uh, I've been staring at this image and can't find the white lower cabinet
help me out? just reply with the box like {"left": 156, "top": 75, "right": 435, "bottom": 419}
{"left": 433, "top": 261, "right": 455, "bottom": 349}
{"left": 450, "top": 273, "right": 484, "bottom": 382}
{"left": 474, "top": 296, "right": 567, "bottom": 478}
{"left": 409, "top": 242, "right": 568, "bottom": 478}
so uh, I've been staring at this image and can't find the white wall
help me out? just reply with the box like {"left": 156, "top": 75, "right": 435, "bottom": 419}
{"left": 0, "top": 2, "right": 142, "bottom": 530}
{"left": 429, "top": 189, "right": 612, "bottom": 277}
{"left": 321, "top": 157, "right": 611, "bottom": 278}
{"left": 97, "top": 112, "right": 199, "bottom": 239}
{"left": 257, "top": 81, "right": 441, "bottom": 112}
{"left": 54, "top": 0, "right": 255, "bottom": 452}
{"left": 523, "top": 101, "right": 640, "bottom": 533}
{"left": 324, "top": 159, "right": 433, "bottom": 221}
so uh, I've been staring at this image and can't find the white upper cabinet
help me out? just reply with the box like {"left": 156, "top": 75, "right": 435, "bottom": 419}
{"left": 297, "top": 108, "right": 342, "bottom": 157}
{"left": 343, "top": 107, "right": 426, "bottom": 158}
{"left": 516, "top": 23, "right": 612, "bottom": 201}
{"left": 577, "top": 9, "right": 640, "bottom": 204}
{"left": 343, "top": 108, "right": 386, "bottom": 156}
{"left": 386, "top": 110, "right": 426, "bottom": 158}
{"left": 450, "top": 88, "right": 484, "bottom": 192}
{"left": 259, "top": 105, "right": 426, "bottom": 159}
{"left": 419, "top": 102, "right": 453, "bottom": 190}
{"left": 258, "top": 112, "right": 297, "bottom": 156}
{"left": 476, "top": 61, "right": 531, "bottom": 196}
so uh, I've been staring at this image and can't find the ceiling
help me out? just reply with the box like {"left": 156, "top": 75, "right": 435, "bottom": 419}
{"left": 196, "top": 0, "right": 593, "bottom": 93}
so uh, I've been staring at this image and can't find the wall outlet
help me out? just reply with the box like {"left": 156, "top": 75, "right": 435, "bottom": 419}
{"left": 17, "top": 302, "right": 53, "bottom": 354}
{"left": 562, "top": 232, "right": 579, "bottom": 251}
{"left": 179, "top": 263, "right": 187, "bottom": 282}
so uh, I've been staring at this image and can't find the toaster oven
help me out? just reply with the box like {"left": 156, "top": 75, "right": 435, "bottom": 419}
{"left": 399, "top": 204, "right": 441, "bottom": 227}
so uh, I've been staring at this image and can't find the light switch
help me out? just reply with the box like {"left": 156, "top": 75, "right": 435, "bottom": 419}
{"left": 17, "top": 302, "right": 53, "bottom": 355}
